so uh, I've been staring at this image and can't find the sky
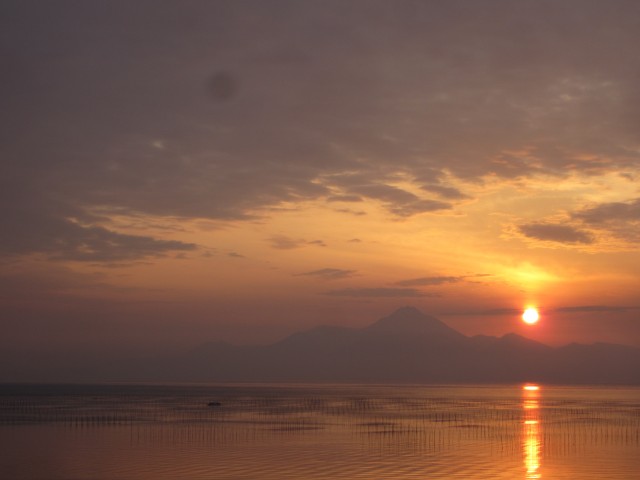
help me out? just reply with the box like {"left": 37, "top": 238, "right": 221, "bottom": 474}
{"left": 1, "top": 0, "right": 640, "bottom": 364}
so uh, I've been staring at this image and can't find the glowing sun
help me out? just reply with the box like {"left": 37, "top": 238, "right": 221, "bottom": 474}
{"left": 522, "top": 307, "right": 540, "bottom": 325}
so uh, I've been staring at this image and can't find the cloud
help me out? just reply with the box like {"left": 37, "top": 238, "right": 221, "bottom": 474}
{"left": 554, "top": 305, "right": 636, "bottom": 313}
{"left": 573, "top": 198, "right": 640, "bottom": 224}
{"left": 269, "top": 235, "right": 305, "bottom": 250}
{"left": 0, "top": 264, "right": 109, "bottom": 299}
{"left": 268, "top": 235, "right": 326, "bottom": 250}
{"left": 571, "top": 198, "right": 640, "bottom": 242}
{"left": 3, "top": 1, "right": 640, "bottom": 259}
{"left": 323, "top": 287, "right": 434, "bottom": 298}
{"left": 335, "top": 208, "right": 367, "bottom": 216}
{"left": 419, "top": 184, "right": 469, "bottom": 200}
{"left": 50, "top": 226, "right": 196, "bottom": 262}
{"left": 518, "top": 223, "right": 594, "bottom": 244}
{"left": 346, "top": 184, "right": 451, "bottom": 217}
{"left": 308, "top": 239, "right": 327, "bottom": 247}
{"left": 388, "top": 199, "right": 451, "bottom": 217}
{"left": 449, "top": 308, "right": 522, "bottom": 316}
{"left": 326, "top": 194, "right": 363, "bottom": 203}
{"left": 349, "top": 184, "right": 421, "bottom": 204}
{"left": 0, "top": 203, "right": 196, "bottom": 262}
{"left": 296, "top": 268, "right": 356, "bottom": 280}
{"left": 395, "top": 276, "right": 464, "bottom": 287}
{"left": 449, "top": 305, "right": 639, "bottom": 317}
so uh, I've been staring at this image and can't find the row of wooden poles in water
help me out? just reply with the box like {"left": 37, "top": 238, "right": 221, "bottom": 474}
{"left": 1, "top": 394, "right": 638, "bottom": 446}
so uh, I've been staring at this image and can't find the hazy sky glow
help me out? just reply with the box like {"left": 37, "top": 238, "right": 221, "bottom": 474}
{"left": 1, "top": 0, "right": 639, "bottom": 365}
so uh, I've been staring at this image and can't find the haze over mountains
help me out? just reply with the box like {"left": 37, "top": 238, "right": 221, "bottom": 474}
{"left": 6, "top": 307, "right": 636, "bottom": 385}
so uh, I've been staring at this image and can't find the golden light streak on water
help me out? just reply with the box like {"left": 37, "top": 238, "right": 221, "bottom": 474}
{"left": 1, "top": 384, "right": 639, "bottom": 479}
{"left": 523, "top": 384, "right": 542, "bottom": 479}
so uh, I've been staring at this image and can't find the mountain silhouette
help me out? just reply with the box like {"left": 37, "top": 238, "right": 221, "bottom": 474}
{"left": 364, "top": 306, "right": 466, "bottom": 340}
{"left": 124, "top": 306, "right": 638, "bottom": 385}
{"left": 12, "top": 307, "right": 639, "bottom": 384}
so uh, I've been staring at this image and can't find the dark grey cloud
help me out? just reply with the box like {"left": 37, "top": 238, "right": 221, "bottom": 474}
{"left": 419, "top": 184, "right": 470, "bottom": 200}
{"left": 574, "top": 198, "right": 640, "bottom": 224}
{"left": 446, "top": 308, "right": 522, "bottom": 316}
{"left": 335, "top": 208, "right": 367, "bottom": 216}
{"left": 348, "top": 184, "right": 451, "bottom": 217}
{"left": 269, "top": 235, "right": 305, "bottom": 250}
{"left": 324, "top": 287, "right": 433, "bottom": 298}
{"left": 2, "top": 0, "right": 640, "bottom": 258}
{"left": 326, "top": 195, "right": 363, "bottom": 203}
{"left": 268, "top": 235, "right": 326, "bottom": 250}
{"left": 554, "top": 305, "right": 637, "bottom": 313}
{"left": 571, "top": 198, "right": 640, "bottom": 243}
{"left": 388, "top": 199, "right": 451, "bottom": 217}
{"left": 0, "top": 199, "right": 196, "bottom": 262}
{"left": 518, "top": 223, "right": 594, "bottom": 244}
{"left": 0, "top": 265, "right": 108, "bottom": 299}
{"left": 297, "top": 268, "right": 356, "bottom": 280}
{"left": 448, "top": 305, "right": 639, "bottom": 317}
{"left": 50, "top": 225, "right": 196, "bottom": 262}
{"left": 350, "top": 184, "right": 421, "bottom": 204}
{"left": 395, "top": 276, "right": 464, "bottom": 287}
{"left": 308, "top": 240, "right": 327, "bottom": 247}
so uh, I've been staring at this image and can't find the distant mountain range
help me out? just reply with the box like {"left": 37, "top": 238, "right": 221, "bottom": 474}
{"left": 124, "top": 306, "right": 638, "bottom": 384}
{"left": 9, "top": 307, "right": 640, "bottom": 384}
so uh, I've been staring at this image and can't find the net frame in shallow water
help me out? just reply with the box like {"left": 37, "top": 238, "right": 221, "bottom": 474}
{"left": 0, "top": 383, "right": 639, "bottom": 479}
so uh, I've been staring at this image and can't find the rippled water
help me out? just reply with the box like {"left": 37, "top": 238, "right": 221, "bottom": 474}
{"left": 0, "top": 383, "right": 638, "bottom": 479}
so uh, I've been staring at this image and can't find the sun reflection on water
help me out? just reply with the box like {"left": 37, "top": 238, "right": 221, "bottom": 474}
{"left": 523, "top": 384, "right": 542, "bottom": 479}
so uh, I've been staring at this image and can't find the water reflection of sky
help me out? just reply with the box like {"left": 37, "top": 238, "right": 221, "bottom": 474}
{"left": 523, "top": 384, "right": 541, "bottom": 479}
{"left": 2, "top": 384, "right": 639, "bottom": 479}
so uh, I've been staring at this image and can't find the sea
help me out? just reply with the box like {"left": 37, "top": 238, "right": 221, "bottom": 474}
{"left": 0, "top": 383, "right": 638, "bottom": 479}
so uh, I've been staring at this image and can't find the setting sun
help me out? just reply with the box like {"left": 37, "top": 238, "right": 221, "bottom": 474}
{"left": 522, "top": 307, "right": 540, "bottom": 325}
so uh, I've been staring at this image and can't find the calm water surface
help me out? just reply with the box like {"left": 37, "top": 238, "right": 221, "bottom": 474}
{"left": 0, "top": 383, "right": 638, "bottom": 479}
